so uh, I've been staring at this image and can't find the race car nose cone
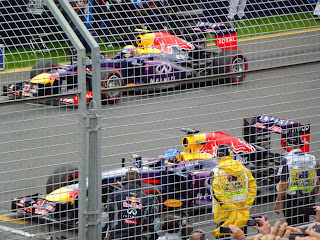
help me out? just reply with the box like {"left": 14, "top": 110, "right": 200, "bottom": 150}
{"left": 45, "top": 187, "right": 78, "bottom": 203}
{"left": 30, "top": 72, "right": 59, "bottom": 85}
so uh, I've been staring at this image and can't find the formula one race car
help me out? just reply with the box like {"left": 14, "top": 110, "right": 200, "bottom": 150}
{"left": 3, "top": 22, "right": 248, "bottom": 104}
{"left": 12, "top": 115, "right": 308, "bottom": 228}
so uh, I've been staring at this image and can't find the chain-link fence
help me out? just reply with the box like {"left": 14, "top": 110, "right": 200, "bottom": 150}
{"left": 0, "top": 0, "right": 319, "bottom": 239}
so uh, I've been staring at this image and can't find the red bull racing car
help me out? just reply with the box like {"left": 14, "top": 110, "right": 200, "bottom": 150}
{"left": 3, "top": 22, "right": 247, "bottom": 104}
{"left": 11, "top": 115, "right": 309, "bottom": 228}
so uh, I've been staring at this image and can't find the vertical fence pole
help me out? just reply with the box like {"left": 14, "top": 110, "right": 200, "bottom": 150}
{"left": 44, "top": 0, "right": 90, "bottom": 239}
{"left": 53, "top": 1, "right": 102, "bottom": 239}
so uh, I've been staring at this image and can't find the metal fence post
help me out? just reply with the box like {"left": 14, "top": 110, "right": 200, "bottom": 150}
{"left": 87, "top": 100, "right": 102, "bottom": 240}
{"left": 50, "top": 1, "right": 102, "bottom": 239}
{"left": 44, "top": 0, "right": 89, "bottom": 239}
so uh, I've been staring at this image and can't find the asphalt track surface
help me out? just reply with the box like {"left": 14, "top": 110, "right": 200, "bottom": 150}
{"left": 0, "top": 29, "right": 319, "bottom": 239}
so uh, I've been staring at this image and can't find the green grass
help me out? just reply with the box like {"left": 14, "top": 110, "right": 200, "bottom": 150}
{"left": 3, "top": 12, "right": 320, "bottom": 70}
{"left": 236, "top": 13, "right": 320, "bottom": 37}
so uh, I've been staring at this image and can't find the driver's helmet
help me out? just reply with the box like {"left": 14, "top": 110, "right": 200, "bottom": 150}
{"left": 163, "top": 149, "right": 181, "bottom": 164}
{"left": 121, "top": 45, "right": 136, "bottom": 58}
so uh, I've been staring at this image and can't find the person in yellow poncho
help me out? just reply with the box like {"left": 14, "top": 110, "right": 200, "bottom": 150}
{"left": 212, "top": 144, "right": 257, "bottom": 238}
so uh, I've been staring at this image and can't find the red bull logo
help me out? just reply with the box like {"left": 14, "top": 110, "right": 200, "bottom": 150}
{"left": 123, "top": 196, "right": 142, "bottom": 208}
{"left": 151, "top": 32, "right": 195, "bottom": 54}
{"left": 199, "top": 131, "right": 256, "bottom": 155}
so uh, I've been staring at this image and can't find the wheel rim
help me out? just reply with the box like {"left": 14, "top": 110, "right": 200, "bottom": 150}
{"left": 231, "top": 57, "right": 246, "bottom": 82}
{"left": 104, "top": 74, "right": 122, "bottom": 98}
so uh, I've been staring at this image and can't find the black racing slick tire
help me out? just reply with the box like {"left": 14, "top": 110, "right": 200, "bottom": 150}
{"left": 214, "top": 50, "right": 248, "bottom": 84}
{"left": 30, "top": 59, "right": 59, "bottom": 79}
{"left": 101, "top": 69, "right": 124, "bottom": 103}
{"left": 46, "top": 164, "right": 79, "bottom": 194}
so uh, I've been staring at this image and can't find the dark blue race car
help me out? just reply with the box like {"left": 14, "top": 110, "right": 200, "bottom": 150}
{"left": 12, "top": 115, "right": 309, "bottom": 228}
{"left": 3, "top": 22, "right": 248, "bottom": 104}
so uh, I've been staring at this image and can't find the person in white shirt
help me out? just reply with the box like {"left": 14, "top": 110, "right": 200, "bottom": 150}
{"left": 274, "top": 132, "right": 319, "bottom": 225}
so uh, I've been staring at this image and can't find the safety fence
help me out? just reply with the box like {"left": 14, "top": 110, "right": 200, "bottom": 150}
{"left": 0, "top": 0, "right": 319, "bottom": 239}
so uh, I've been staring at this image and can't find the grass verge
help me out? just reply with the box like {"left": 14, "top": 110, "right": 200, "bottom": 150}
{"left": 3, "top": 12, "right": 320, "bottom": 70}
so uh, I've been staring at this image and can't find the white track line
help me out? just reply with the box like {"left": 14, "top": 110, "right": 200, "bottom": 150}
{"left": 0, "top": 225, "right": 36, "bottom": 238}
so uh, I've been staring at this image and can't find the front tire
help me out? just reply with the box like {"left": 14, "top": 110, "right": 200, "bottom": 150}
{"left": 214, "top": 50, "right": 248, "bottom": 84}
{"left": 101, "top": 69, "right": 124, "bottom": 103}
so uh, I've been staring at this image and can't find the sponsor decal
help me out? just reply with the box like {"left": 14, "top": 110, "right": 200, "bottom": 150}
{"left": 49, "top": 73, "right": 60, "bottom": 82}
{"left": 216, "top": 36, "right": 237, "bottom": 45}
{"left": 34, "top": 208, "right": 48, "bottom": 215}
{"left": 185, "top": 161, "right": 199, "bottom": 167}
{"left": 155, "top": 64, "right": 172, "bottom": 74}
{"left": 127, "top": 209, "right": 137, "bottom": 215}
{"left": 164, "top": 199, "right": 183, "bottom": 207}
{"left": 259, "top": 115, "right": 296, "bottom": 126}
{"left": 123, "top": 219, "right": 138, "bottom": 224}
{"left": 151, "top": 32, "right": 195, "bottom": 54}
{"left": 176, "top": 53, "right": 189, "bottom": 60}
{"left": 254, "top": 122, "right": 282, "bottom": 133}
{"left": 199, "top": 132, "right": 255, "bottom": 155}
{"left": 149, "top": 76, "right": 176, "bottom": 83}
{"left": 71, "top": 91, "right": 93, "bottom": 104}
{"left": 215, "top": 33, "right": 238, "bottom": 50}
{"left": 123, "top": 196, "right": 142, "bottom": 209}
{"left": 282, "top": 125, "right": 310, "bottom": 135}
{"left": 196, "top": 192, "right": 212, "bottom": 200}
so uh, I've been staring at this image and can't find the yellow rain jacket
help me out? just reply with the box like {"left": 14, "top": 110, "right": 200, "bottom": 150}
{"left": 212, "top": 156, "right": 257, "bottom": 237}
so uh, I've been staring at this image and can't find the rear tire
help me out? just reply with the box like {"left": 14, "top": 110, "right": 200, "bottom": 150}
{"left": 30, "top": 59, "right": 59, "bottom": 79}
{"left": 214, "top": 50, "right": 248, "bottom": 84}
{"left": 46, "top": 164, "right": 79, "bottom": 194}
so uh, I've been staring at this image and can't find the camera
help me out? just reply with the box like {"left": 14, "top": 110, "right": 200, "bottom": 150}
{"left": 299, "top": 207, "right": 316, "bottom": 215}
{"left": 310, "top": 224, "right": 320, "bottom": 233}
{"left": 247, "top": 219, "right": 259, "bottom": 226}
{"left": 252, "top": 215, "right": 264, "bottom": 220}
{"left": 220, "top": 226, "right": 231, "bottom": 233}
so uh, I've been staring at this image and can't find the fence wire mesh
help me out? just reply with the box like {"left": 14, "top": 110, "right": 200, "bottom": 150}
{"left": 0, "top": 0, "right": 319, "bottom": 239}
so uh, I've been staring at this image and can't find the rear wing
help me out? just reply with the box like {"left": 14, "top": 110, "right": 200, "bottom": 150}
{"left": 243, "top": 115, "right": 310, "bottom": 153}
{"left": 193, "top": 22, "right": 237, "bottom": 50}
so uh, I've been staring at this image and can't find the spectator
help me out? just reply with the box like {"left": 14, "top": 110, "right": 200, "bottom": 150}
{"left": 314, "top": 0, "right": 320, "bottom": 20}
{"left": 103, "top": 170, "right": 160, "bottom": 240}
{"left": 189, "top": 229, "right": 207, "bottom": 240}
{"left": 138, "top": 0, "right": 168, "bottom": 31}
{"left": 68, "top": 1, "right": 91, "bottom": 52}
{"left": 274, "top": 132, "right": 320, "bottom": 226}
{"left": 89, "top": 0, "right": 113, "bottom": 46}
{"left": 68, "top": 1, "right": 113, "bottom": 51}
{"left": 157, "top": 215, "right": 181, "bottom": 240}
{"left": 227, "top": 0, "right": 247, "bottom": 24}
{"left": 212, "top": 144, "right": 257, "bottom": 239}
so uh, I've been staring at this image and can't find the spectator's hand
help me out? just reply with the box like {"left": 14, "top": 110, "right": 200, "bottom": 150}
{"left": 313, "top": 206, "right": 320, "bottom": 212}
{"left": 301, "top": 222, "right": 320, "bottom": 239}
{"left": 253, "top": 218, "right": 271, "bottom": 235}
{"left": 274, "top": 202, "right": 280, "bottom": 214}
{"left": 295, "top": 236, "right": 318, "bottom": 240}
{"left": 311, "top": 206, "right": 320, "bottom": 222}
{"left": 229, "top": 225, "right": 245, "bottom": 240}
{"left": 270, "top": 220, "right": 291, "bottom": 239}
{"left": 253, "top": 234, "right": 280, "bottom": 240}
{"left": 286, "top": 225, "right": 303, "bottom": 234}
